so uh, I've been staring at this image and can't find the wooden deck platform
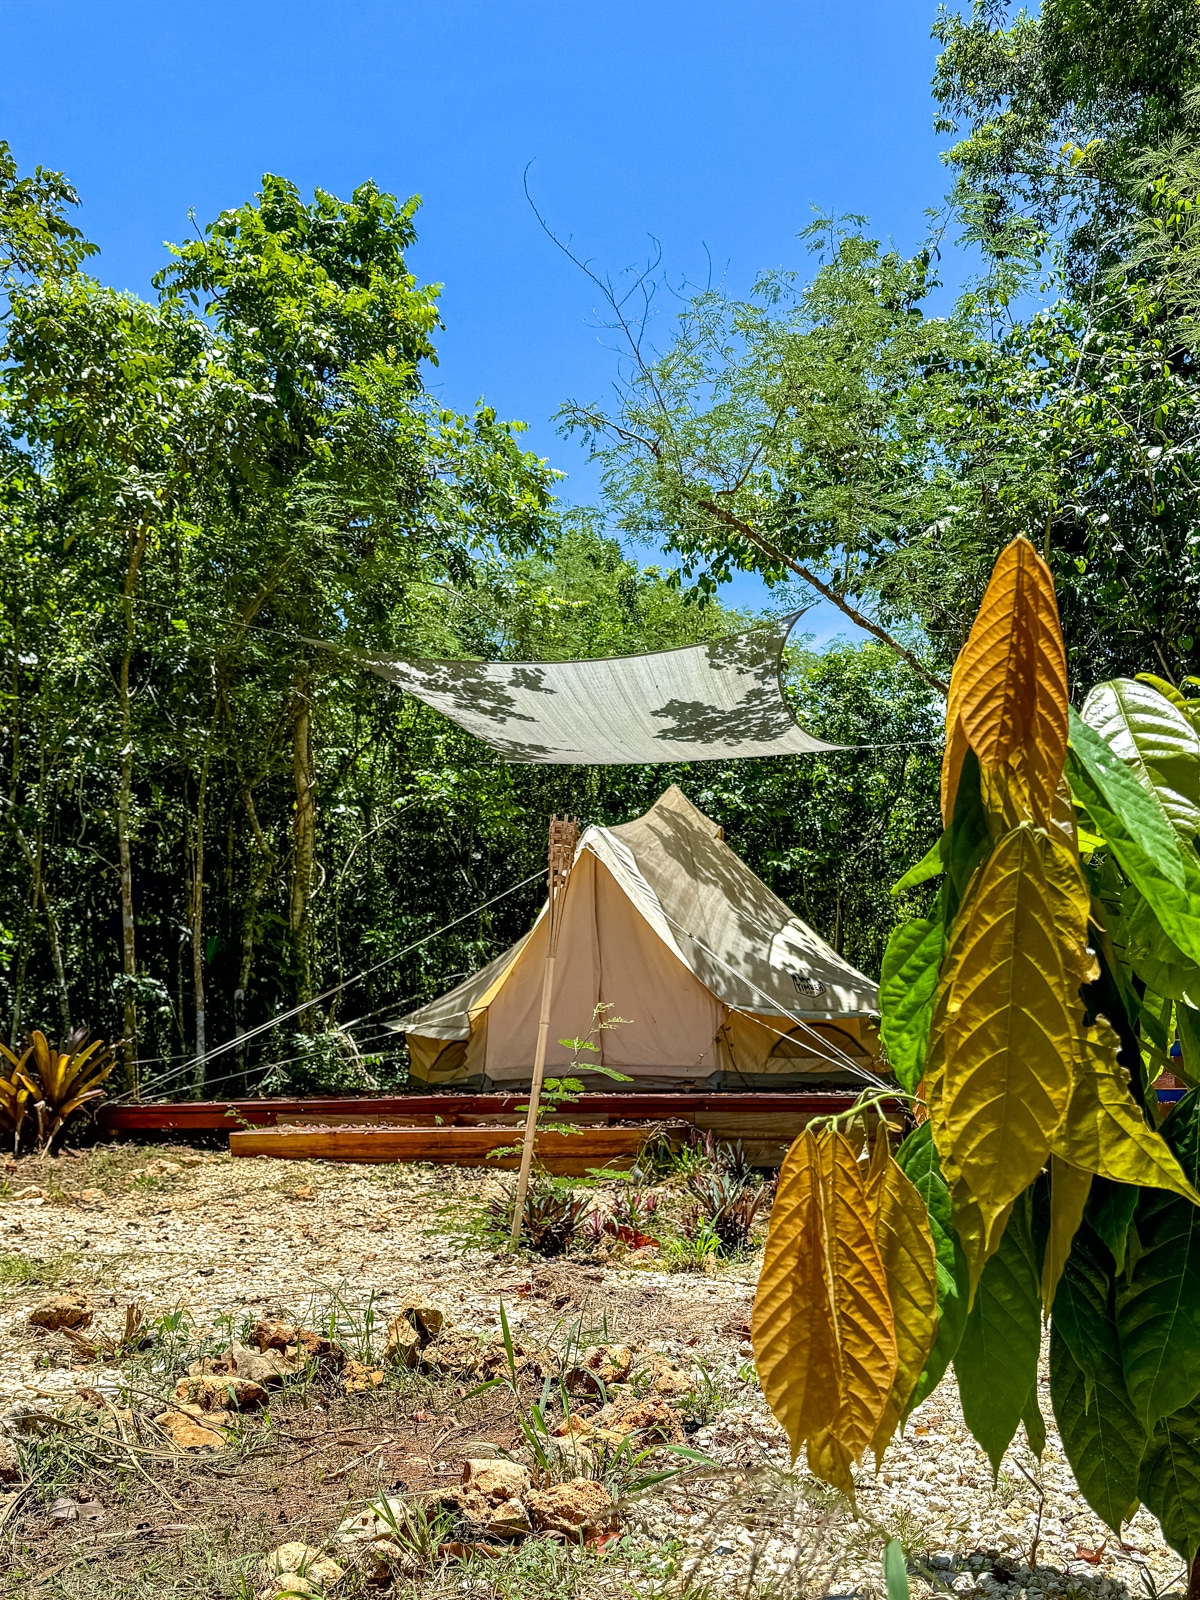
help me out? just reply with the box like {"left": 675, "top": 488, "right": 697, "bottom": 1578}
{"left": 228, "top": 1123, "right": 667, "bottom": 1173}
{"left": 99, "top": 1090, "right": 876, "bottom": 1168}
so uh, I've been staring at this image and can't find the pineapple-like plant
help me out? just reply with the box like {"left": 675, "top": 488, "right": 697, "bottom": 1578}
{"left": 6, "top": 1030, "right": 116, "bottom": 1153}
{"left": 0, "top": 1047, "right": 32, "bottom": 1154}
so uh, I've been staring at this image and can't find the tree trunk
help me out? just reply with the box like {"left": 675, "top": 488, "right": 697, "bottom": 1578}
{"left": 189, "top": 704, "right": 217, "bottom": 1096}
{"left": 235, "top": 786, "right": 274, "bottom": 1087}
{"left": 43, "top": 892, "right": 71, "bottom": 1041}
{"left": 1189, "top": 1551, "right": 1200, "bottom": 1600}
{"left": 9, "top": 896, "right": 36, "bottom": 1047}
{"left": 10, "top": 817, "right": 72, "bottom": 1040}
{"left": 116, "top": 523, "right": 149, "bottom": 1094}
{"left": 188, "top": 807, "right": 206, "bottom": 1094}
{"left": 288, "top": 684, "right": 318, "bottom": 1030}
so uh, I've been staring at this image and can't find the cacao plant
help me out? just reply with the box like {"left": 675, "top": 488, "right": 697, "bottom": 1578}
{"left": 753, "top": 536, "right": 1200, "bottom": 1583}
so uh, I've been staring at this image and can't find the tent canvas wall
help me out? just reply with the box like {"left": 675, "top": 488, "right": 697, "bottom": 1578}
{"left": 393, "top": 787, "right": 881, "bottom": 1091}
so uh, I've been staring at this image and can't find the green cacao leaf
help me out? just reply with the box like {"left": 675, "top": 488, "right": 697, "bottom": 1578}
{"left": 943, "top": 751, "right": 991, "bottom": 919}
{"left": 1175, "top": 1003, "right": 1200, "bottom": 1090}
{"left": 896, "top": 1122, "right": 969, "bottom": 1412}
{"left": 891, "top": 835, "right": 945, "bottom": 895}
{"left": 1049, "top": 1220, "right": 1145, "bottom": 1531}
{"left": 879, "top": 919, "right": 944, "bottom": 1093}
{"left": 1138, "top": 1398, "right": 1200, "bottom": 1564}
{"left": 1118, "top": 888, "right": 1200, "bottom": 1010}
{"left": 953, "top": 1189, "right": 1042, "bottom": 1474}
{"left": 1081, "top": 678, "right": 1200, "bottom": 845}
{"left": 1022, "top": 1385, "right": 1047, "bottom": 1456}
{"left": 1117, "top": 1091, "right": 1200, "bottom": 1426}
{"left": 1086, "top": 1178, "right": 1139, "bottom": 1276}
{"left": 1068, "top": 712, "right": 1200, "bottom": 968}
{"left": 1050, "top": 1327, "right": 1143, "bottom": 1534}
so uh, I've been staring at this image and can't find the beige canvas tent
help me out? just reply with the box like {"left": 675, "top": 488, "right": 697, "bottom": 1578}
{"left": 394, "top": 787, "right": 881, "bottom": 1091}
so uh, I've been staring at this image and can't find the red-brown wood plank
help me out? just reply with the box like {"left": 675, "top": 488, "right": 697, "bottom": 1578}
{"left": 228, "top": 1123, "right": 661, "bottom": 1174}
{"left": 98, "top": 1089, "right": 863, "bottom": 1135}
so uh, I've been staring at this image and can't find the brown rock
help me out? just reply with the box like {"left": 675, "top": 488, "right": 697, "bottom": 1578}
{"left": 460, "top": 1458, "right": 531, "bottom": 1502}
{"left": 565, "top": 1343, "right": 633, "bottom": 1396}
{"left": 448, "top": 1488, "right": 531, "bottom": 1539}
{"left": 591, "top": 1394, "right": 683, "bottom": 1445}
{"left": 292, "top": 1330, "right": 346, "bottom": 1371}
{"left": 228, "top": 1343, "right": 296, "bottom": 1385}
{"left": 187, "top": 1353, "right": 233, "bottom": 1377}
{"left": 174, "top": 1374, "right": 267, "bottom": 1412}
{"left": 258, "top": 1575, "right": 321, "bottom": 1600}
{"left": 257, "top": 1543, "right": 343, "bottom": 1586}
{"left": 343, "top": 1359, "right": 385, "bottom": 1394}
{"left": 155, "top": 1406, "right": 228, "bottom": 1450}
{"left": 527, "top": 1478, "right": 618, "bottom": 1539}
{"left": 28, "top": 1293, "right": 93, "bottom": 1332}
{"left": 77, "top": 1188, "right": 107, "bottom": 1206}
{"left": 384, "top": 1315, "right": 422, "bottom": 1367}
{"left": 396, "top": 1298, "right": 444, "bottom": 1343}
{"left": 359, "top": 1537, "right": 411, "bottom": 1580}
{"left": 251, "top": 1318, "right": 298, "bottom": 1352}
{"left": 0, "top": 1435, "right": 23, "bottom": 1483}
{"left": 480, "top": 1498, "right": 531, "bottom": 1538}
{"left": 551, "top": 1414, "right": 593, "bottom": 1439}
{"left": 418, "top": 1329, "right": 481, "bottom": 1378}
{"left": 639, "top": 1353, "right": 694, "bottom": 1397}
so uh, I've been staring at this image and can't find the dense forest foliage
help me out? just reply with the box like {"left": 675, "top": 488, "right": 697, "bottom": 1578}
{"left": 5, "top": 0, "right": 1200, "bottom": 1097}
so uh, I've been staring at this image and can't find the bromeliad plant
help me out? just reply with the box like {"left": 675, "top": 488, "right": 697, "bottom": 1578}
{"left": 0, "top": 1055, "right": 31, "bottom": 1153}
{"left": 753, "top": 536, "right": 1200, "bottom": 1582}
{"left": 0, "top": 1030, "right": 117, "bottom": 1153}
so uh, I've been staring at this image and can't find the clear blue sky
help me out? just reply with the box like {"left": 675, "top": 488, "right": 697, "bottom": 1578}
{"left": 4, "top": 0, "right": 956, "bottom": 639}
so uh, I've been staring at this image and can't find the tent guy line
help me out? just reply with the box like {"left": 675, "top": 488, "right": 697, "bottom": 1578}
{"left": 108, "top": 869, "right": 547, "bottom": 1102}
{"left": 657, "top": 915, "right": 888, "bottom": 1089}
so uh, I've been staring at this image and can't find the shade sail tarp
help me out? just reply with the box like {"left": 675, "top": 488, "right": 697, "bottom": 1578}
{"left": 352, "top": 615, "right": 837, "bottom": 764}
{"left": 393, "top": 786, "right": 880, "bottom": 1089}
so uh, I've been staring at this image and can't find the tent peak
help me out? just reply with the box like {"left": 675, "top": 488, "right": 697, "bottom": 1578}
{"left": 640, "top": 784, "right": 723, "bottom": 841}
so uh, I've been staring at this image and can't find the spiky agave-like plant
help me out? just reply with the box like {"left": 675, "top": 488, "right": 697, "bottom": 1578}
{"left": 19, "top": 1030, "right": 116, "bottom": 1152}
{"left": 0, "top": 1044, "right": 32, "bottom": 1154}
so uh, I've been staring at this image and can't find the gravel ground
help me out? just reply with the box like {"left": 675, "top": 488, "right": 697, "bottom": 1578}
{"left": 0, "top": 1148, "right": 1188, "bottom": 1600}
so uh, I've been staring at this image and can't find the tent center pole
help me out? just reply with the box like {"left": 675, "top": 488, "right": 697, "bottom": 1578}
{"left": 509, "top": 814, "right": 578, "bottom": 1249}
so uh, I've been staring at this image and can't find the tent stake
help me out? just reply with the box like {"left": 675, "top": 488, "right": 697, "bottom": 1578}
{"left": 509, "top": 813, "right": 578, "bottom": 1250}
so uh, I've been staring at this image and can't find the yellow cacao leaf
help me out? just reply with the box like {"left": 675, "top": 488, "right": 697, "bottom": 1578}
{"left": 752, "top": 1129, "right": 897, "bottom": 1482}
{"left": 751, "top": 1131, "right": 841, "bottom": 1455}
{"left": 941, "top": 710, "right": 972, "bottom": 826}
{"left": 862, "top": 1122, "right": 891, "bottom": 1208}
{"left": 870, "top": 1156, "right": 941, "bottom": 1460}
{"left": 949, "top": 537, "right": 1069, "bottom": 829}
{"left": 803, "top": 1131, "right": 898, "bottom": 1491}
{"left": 930, "top": 824, "right": 1081, "bottom": 1268}
{"left": 1042, "top": 1155, "right": 1093, "bottom": 1310}
{"left": 1052, "top": 1018, "right": 1200, "bottom": 1205}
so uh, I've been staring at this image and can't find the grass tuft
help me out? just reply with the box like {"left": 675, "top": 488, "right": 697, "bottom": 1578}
{"left": 0, "top": 1251, "right": 81, "bottom": 1288}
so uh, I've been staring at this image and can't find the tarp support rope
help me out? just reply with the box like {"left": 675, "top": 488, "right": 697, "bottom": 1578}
{"left": 111, "top": 869, "right": 546, "bottom": 1103}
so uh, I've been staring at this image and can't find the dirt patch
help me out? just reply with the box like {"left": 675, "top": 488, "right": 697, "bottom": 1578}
{"left": 0, "top": 1147, "right": 1187, "bottom": 1600}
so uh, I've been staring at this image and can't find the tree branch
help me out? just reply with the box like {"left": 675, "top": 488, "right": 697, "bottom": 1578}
{"left": 697, "top": 498, "right": 949, "bottom": 694}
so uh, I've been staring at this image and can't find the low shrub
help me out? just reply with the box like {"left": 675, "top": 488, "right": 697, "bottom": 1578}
{"left": 485, "top": 1176, "right": 590, "bottom": 1257}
